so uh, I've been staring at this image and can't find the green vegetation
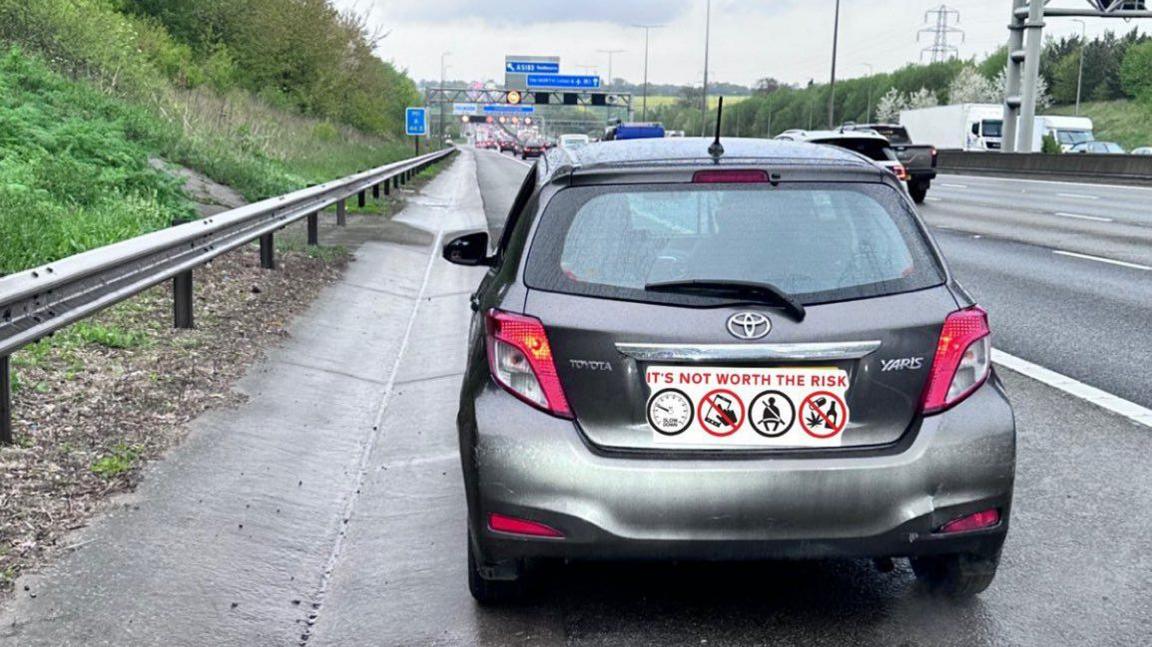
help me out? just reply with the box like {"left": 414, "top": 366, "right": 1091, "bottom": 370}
{"left": 91, "top": 443, "right": 141, "bottom": 478}
{"left": 72, "top": 322, "right": 149, "bottom": 349}
{"left": 0, "top": 0, "right": 422, "bottom": 276}
{"left": 1049, "top": 101, "right": 1152, "bottom": 150}
{"left": 651, "top": 28, "right": 1151, "bottom": 141}
{"left": 641, "top": 95, "right": 747, "bottom": 109}
{"left": 0, "top": 50, "right": 191, "bottom": 275}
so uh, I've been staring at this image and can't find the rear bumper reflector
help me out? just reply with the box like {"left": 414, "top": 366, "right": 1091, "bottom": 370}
{"left": 937, "top": 508, "right": 1001, "bottom": 534}
{"left": 488, "top": 513, "right": 564, "bottom": 538}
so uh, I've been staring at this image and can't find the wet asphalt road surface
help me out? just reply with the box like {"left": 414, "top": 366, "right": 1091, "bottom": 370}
{"left": 2, "top": 150, "right": 1151, "bottom": 646}
{"left": 922, "top": 175, "right": 1152, "bottom": 409}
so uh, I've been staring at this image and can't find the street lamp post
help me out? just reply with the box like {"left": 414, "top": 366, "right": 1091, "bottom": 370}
{"left": 828, "top": 0, "right": 841, "bottom": 128}
{"left": 701, "top": 0, "right": 712, "bottom": 136}
{"left": 862, "top": 63, "right": 874, "bottom": 122}
{"left": 633, "top": 24, "right": 663, "bottom": 121}
{"left": 1073, "top": 19, "right": 1086, "bottom": 116}
{"left": 440, "top": 51, "right": 451, "bottom": 144}
{"left": 597, "top": 48, "right": 624, "bottom": 90}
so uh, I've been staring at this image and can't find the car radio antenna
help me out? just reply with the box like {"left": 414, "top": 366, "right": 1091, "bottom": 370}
{"left": 708, "top": 96, "right": 725, "bottom": 161}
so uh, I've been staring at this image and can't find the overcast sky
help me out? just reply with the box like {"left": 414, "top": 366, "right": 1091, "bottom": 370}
{"left": 334, "top": 0, "right": 1143, "bottom": 87}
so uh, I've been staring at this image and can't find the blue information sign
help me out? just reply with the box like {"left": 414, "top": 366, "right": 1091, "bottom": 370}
{"left": 482, "top": 105, "right": 536, "bottom": 114}
{"left": 506, "top": 61, "right": 560, "bottom": 74}
{"left": 405, "top": 107, "right": 428, "bottom": 136}
{"left": 526, "top": 74, "right": 601, "bottom": 89}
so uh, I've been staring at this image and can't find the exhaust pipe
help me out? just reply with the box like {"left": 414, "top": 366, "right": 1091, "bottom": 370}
{"left": 872, "top": 557, "right": 896, "bottom": 573}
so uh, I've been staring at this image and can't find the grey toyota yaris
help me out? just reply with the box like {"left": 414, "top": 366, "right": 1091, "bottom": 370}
{"left": 444, "top": 138, "right": 1015, "bottom": 603}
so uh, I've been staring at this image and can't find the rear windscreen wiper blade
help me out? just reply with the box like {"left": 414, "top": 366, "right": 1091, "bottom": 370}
{"left": 645, "top": 279, "right": 806, "bottom": 322}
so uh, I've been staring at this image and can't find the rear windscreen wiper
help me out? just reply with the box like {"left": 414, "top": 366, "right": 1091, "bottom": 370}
{"left": 644, "top": 279, "right": 806, "bottom": 322}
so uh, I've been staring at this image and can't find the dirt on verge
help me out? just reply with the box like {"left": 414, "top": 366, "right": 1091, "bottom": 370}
{"left": 0, "top": 154, "right": 451, "bottom": 599}
{"left": 0, "top": 242, "right": 350, "bottom": 596}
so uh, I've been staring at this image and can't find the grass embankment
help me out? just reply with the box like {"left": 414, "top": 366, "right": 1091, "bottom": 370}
{"left": 1048, "top": 100, "right": 1152, "bottom": 150}
{"left": 0, "top": 50, "right": 411, "bottom": 276}
{"left": 642, "top": 95, "right": 748, "bottom": 109}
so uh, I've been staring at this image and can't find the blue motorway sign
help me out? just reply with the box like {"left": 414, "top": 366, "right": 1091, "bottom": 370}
{"left": 506, "top": 61, "right": 560, "bottom": 74}
{"left": 405, "top": 107, "right": 428, "bottom": 136}
{"left": 527, "top": 74, "right": 601, "bottom": 89}
{"left": 482, "top": 105, "right": 536, "bottom": 114}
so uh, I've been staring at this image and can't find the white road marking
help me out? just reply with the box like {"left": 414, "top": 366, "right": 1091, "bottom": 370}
{"left": 940, "top": 173, "right": 1152, "bottom": 193}
{"left": 1052, "top": 250, "right": 1152, "bottom": 271}
{"left": 1052, "top": 212, "right": 1113, "bottom": 223}
{"left": 994, "top": 349, "right": 1152, "bottom": 429}
{"left": 924, "top": 196, "right": 942, "bottom": 202}
{"left": 939, "top": 183, "right": 968, "bottom": 189}
{"left": 1057, "top": 192, "right": 1100, "bottom": 200}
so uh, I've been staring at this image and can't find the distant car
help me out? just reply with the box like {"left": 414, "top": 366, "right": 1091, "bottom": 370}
{"left": 775, "top": 129, "right": 909, "bottom": 190}
{"left": 1131, "top": 146, "right": 1152, "bottom": 156}
{"left": 848, "top": 124, "right": 938, "bottom": 204}
{"left": 498, "top": 140, "right": 518, "bottom": 153}
{"left": 521, "top": 140, "right": 546, "bottom": 159}
{"left": 1068, "top": 141, "right": 1126, "bottom": 154}
{"left": 559, "top": 134, "right": 591, "bottom": 150}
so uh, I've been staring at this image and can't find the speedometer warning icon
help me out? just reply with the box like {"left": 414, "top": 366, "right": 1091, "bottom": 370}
{"left": 647, "top": 389, "right": 693, "bottom": 436}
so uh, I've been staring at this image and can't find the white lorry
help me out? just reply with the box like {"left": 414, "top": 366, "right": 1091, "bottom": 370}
{"left": 899, "top": 104, "right": 1005, "bottom": 151}
{"left": 1030, "top": 116, "right": 1094, "bottom": 152}
{"left": 900, "top": 104, "right": 1095, "bottom": 152}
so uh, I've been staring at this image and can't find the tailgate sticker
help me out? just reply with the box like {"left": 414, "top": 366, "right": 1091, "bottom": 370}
{"left": 645, "top": 366, "right": 851, "bottom": 447}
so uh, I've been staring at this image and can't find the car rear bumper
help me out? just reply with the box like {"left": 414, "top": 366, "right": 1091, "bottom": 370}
{"left": 462, "top": 374, "right": 1015, "bottom": 563}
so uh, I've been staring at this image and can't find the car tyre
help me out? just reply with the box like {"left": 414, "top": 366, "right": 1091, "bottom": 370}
{"left": 908, "top": 180, "right": 929, "bottom": 204}
{"left": 468, "top": 536, "right": 526, "bottom": 605}
{"left": 911, "top": 548, "right": 1001, "bottom": 597}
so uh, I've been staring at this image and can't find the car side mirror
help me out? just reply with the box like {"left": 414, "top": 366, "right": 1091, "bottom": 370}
{"left": 442, "top": 231, "right": 494, "bottom": 267}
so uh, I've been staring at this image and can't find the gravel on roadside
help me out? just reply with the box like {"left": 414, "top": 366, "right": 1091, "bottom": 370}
{"left": 0, "top": 240, "right": 349, "bottom": 596}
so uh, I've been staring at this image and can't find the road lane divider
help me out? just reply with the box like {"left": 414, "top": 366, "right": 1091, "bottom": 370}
{"left": 1057, "top": 193, "right": 1100, "bottom": 200}
{"left": 1052, "top": 212, "right": 1113, "bottom": 223}
{"left": 939, "top": 183, "right": 968, "bottom": 189}
{"left": 940, "top": 173, "right": 1152, "bottom": 193}
{"left": 993, "top": 349, "right": 1152, "bottom": 429}
{"left": 1052, "top": 250, "right": 1152, "bottom": 271}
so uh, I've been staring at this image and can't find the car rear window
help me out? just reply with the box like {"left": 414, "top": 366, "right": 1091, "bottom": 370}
{"left": 812, "top": 138, "right": 892, "bottom": 162}
{"left": 524, "top": 183, "right": 945, "bottom": 306}
{"left": 869, "top": 127, "right": 911, "bottom": 144}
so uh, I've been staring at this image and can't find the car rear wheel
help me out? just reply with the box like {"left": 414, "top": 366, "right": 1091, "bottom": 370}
{"left": 910, "top": 548, "right": 1001, "bottom": 597}
{"left": 908, "top": 179, "right": 929, "bottom": 204}
{"left": 468, "top": 537, "right": 527, "bottom": 605}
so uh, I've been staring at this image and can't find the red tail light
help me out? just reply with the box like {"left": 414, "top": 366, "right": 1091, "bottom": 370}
{"left": 485, "top": 310, "right": 572, "bottom": 418}
{"left": 894, "top": 164, "right": 909, "bottom": 181}
{"left": 921, "top": 307, "right": 992, "bottom": 414}
{"left": 488, "top": 513, "right": 564, "bottom": 538}
{"left": 693, "top": 169, "right": 770, "bottom": 183}
{"left": 938, "top": 508, "right": 1000, "bottom": 534}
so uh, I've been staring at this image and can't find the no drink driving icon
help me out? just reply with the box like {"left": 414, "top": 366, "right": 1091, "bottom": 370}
{"left": 799, "top": 391, "right": 848, "bottom": 439}
{"left": 697, "top": 389, "right": 744, "bottom": 437}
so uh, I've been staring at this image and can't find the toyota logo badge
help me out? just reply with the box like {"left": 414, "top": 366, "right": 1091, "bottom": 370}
{"left": 726, "top": 312, "right": 772, "bottom": 340}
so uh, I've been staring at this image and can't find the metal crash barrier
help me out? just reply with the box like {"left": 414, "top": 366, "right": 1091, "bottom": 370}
{"left": 0, "top": 148, "right": 457, "bottom": 443}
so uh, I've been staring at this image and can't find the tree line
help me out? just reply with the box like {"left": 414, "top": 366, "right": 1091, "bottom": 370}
{"left": 651, "top": 29, "right": 1150, "bottom": 138}
{"left": 0, "top": 0, "right": 419, "bottom": 137}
